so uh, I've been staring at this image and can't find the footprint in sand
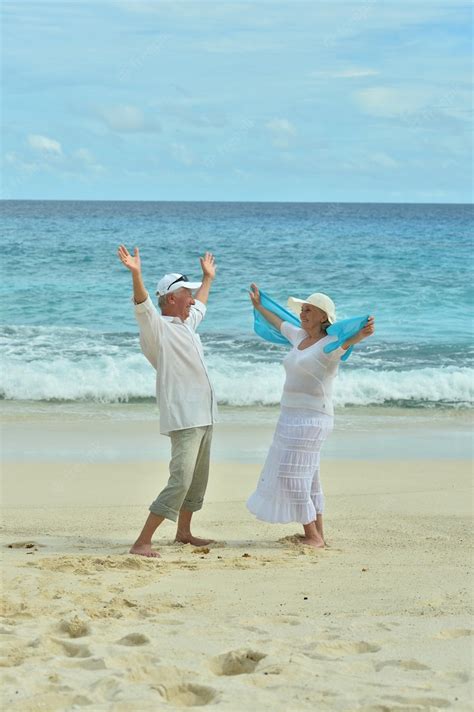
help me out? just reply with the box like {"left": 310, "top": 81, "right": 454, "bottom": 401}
{"left": 209, "top": 649, "right": 267, "bottom": 676}
{"left": 38, "top": 555, "right": 157, "bottom": 574}
{"left": 361, "top": 707, "right": 408, "bottom": 712}
{"left": 155, "top": 683, "right": 218, "bottom": 707}
{"left": 7, "top": 541, "right": 43, "bottom": 550}
{"left": 53, "top": 638, "right": 92, "bottom": 658}
{"left": 311, "top": 640, "right": 380, "bottom": 657}
{"left": 375, "top": 659, "right": 430, "bottom": 672}
{"left": 435, "top": 628, "right": 473, "bottom": 639}
{"left": 0, "top": 639, "right": 30, "bottom": 667}
{"left": 0, "top": 625, "right": 14, "bottom": 635}
{"left": 240, "top": 625, "right": 267, "bottom": 635}
{"left": 90, "top": 676, "right": 124, "bottom": 701}
{"left": 442, "top": 670, "right": 470, "bottom": 683}
{"left": 75, "top": 657, "right": 107, "bottom": 670}
{"left": 376, "top": 622, "right": 397, "bottom": 631}
{"left": 71, "top": 695, "right": 93, "bottom": 706}
{"left": 117, "top": 632, "right": 150, "bottom": 646}
{"left": 383, "top": 695, "right": 451, "bottom": 709}
{"left": 274, "top": 615, "right": 301, "bottom": 626}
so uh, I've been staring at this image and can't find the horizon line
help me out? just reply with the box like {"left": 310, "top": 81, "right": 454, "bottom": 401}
{"left": 1, "top": 198, "right": 472, "bottom": 207}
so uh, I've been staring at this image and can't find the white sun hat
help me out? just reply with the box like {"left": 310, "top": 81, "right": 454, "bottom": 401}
{"left": 156, "top": 273, "right": 202, "bottom": 296}
{"left": 287, "top": 292, "right": 337, "bottom": 324}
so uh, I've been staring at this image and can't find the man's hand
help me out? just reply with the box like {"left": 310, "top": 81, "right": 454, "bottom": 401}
{"left": 199, "top": 252, "right": 216, "bottom": 280}
{"left": 194, "top": 252, "right": 216, "bottom": 305}
{"left": 118, "top": 244, "right": 141, "bottom": 273}
{"left": 117, "top": 244, "right": 148, "bottom": 304}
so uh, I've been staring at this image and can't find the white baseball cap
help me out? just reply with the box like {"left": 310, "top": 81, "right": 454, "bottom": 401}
{"left": 155, "top": 273, "right": 202, "bottom": 296}
{"left": 287, "top": 292, "right": 337, "bottom": 324}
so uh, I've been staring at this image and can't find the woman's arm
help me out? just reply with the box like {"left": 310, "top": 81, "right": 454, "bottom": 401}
{"left": 341, "top": 316, "right": 375, "bottom": 350}
{"left": 249, "top": 283, "right": 284, "bottom": 331}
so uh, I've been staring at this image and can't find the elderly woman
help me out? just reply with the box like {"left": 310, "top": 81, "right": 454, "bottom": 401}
{"left": 247, "top": 283, "right": 375, "bottom": 548}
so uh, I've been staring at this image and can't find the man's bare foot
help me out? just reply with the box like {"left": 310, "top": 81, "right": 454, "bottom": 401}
{"left": 175, "top": 534, "right": 215, "bottom": 546}
{"left": 129, "top": 543, "right": 161, "bottom": 558}
{"left": 299, "top": 537, "right": 325, "bottom": 549}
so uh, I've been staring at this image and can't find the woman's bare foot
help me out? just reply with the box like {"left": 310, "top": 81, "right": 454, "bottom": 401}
{"left": 175, "top": 534, "right": 215, "bottom": 546}
{"left": 297, "top": 533, "right": 328, "bottom": 546}
{"left": 301, "top": 522, "right": 325, "bottom": 549}
{"left": 315, "top": 515, "right": 325, "bottom": 544}
{"left": 129, "top": 543, "right": 161, "bottom": 558}
{"left": 299, "top": 536, "right": 325, "bottom": 549}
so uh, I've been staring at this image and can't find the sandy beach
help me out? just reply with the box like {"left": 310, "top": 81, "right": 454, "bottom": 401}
{"left": 1, "top": 408, "right": 473, "bottom": 711}
{"left": 2, "top": 0, "right": 473, "bottom": 707}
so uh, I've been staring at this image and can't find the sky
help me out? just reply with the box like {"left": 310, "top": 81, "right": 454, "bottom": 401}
{"left": 2, "top": 0, "right": 472, "bottom": 202}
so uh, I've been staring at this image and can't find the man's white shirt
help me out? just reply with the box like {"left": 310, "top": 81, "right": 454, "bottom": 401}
{"left": 134, "top": 295, "right": 217, "bottom": 435}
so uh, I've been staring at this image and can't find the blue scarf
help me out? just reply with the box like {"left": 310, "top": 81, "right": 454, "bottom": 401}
{"left": 253, "top": 290, "right": 369, "bottom": 362}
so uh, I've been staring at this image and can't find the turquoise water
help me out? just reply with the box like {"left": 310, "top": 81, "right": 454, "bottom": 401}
{"left": 1, "top": 200, "right": 472, "bottom": 409}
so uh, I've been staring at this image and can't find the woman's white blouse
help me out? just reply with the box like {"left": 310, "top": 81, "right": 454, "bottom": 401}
{"left": 280, "top": 321, "right": 345, "bottom": 416}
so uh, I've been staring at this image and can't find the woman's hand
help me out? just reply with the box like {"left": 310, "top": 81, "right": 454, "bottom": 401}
{"left": 249, "top": 283, "right": 261, "bottom": 308}
{"left": 118, "top": 244, "right": 141, "bottom": 273}
{"left": 341, "top": 316, "right": 375, "bottom": 350}
{"left": 357, "top": 316, "right": 375, "bottom": 342}
{"left": 249, "top": 283, "right": 283, "bottom": 330}
{"left": 200, "top": 252, "right": 216, "bottom": 280}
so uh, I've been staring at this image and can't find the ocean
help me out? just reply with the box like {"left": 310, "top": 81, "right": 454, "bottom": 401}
{"left": 1, "top": 200, "right": 473, "bottom": 415}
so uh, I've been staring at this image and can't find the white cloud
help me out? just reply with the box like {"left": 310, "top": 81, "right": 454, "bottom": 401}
{"left": 6, "top": 142, "right": 105, "bottom": 180}
{"left": 354, "top": 86, "right": 430, "bottom": 117}
{"left": 27, "top": 134, "right": 62, "bottom": 154}
{"left": 4, "top": 151, "right": 39, "bottom": 174}
{"left": 354, "top": 85, "right": 472, "bottom": 127}
{"left": 98, "top": 105, "right": 161, "bottom": 133}
{"left": 336, "top": 68, "right": 380, "bottom": 79}
{"left": 339, "top": 151, "right": 400, "bottom": 174}
{"left": 266, "top": 118, "right": 297, "bottom": 149}
{"left": 311, "top": 68, "right": 379, "bottom": 79}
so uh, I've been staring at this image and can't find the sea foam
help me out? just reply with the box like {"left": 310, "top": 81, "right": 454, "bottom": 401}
{"left": 1, "top": 353, "right": 472, "bottom": 408}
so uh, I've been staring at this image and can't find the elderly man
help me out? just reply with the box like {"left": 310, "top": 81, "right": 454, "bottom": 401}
{"left": 117, "top": 245, "right": 218, "bottom": 557}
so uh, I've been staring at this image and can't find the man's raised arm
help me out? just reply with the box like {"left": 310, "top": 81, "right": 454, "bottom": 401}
{"left": 117, "top": 244, "right": 148, "bottom": 304}
{"left": 117, "top": 244, "right": 162, "bottom": 369}
{"left": 194, "top": 252, "right": 216, "bottom": 305}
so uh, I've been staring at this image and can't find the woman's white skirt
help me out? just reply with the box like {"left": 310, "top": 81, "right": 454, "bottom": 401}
{"left": 247, "top": 407, "right": 333, "bottom": 525}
